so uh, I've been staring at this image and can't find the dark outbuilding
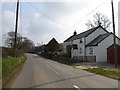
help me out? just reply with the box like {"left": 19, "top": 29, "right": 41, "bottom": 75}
{"left": 107, "top": 44, "right": 120, "bottom": 64}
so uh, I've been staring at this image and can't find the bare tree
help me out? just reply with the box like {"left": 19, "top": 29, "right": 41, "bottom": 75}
{"left": 21, "top": 37, "right": 35, "bottom": 52}
{"left": 3, "top": 31, "right": 35, "bottom": 52}
{"left": 86, "top": 12, "right": 111, "bottom": 30}
{"left": 3, "top": 31, "right": 21, "bottom": 48}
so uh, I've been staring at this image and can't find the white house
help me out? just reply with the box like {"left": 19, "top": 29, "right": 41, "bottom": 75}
{"left": 63, "top": 25, "right": 120, "bottom": 62}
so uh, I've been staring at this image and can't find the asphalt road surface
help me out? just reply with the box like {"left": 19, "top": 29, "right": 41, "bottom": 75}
{"left": 8, "top": 54, "right": 118, "bottom": 89}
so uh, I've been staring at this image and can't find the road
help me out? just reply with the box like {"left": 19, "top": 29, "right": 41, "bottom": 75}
{"left": 8, "top": 54, "right": 118, "bottom": 89}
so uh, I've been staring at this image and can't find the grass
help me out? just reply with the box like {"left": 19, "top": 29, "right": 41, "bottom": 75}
{"left": 0, "top": 57, "right": 2, "bottom": 88}
{"left": 84, "top": 67, "right": 120, "bottom": 80}
{"left": 2, "top": 55, "right": 26, "bottom": 86}
{"left": 53, "top": 57, "right": 120, "bottom": 80}
{"left": 39, "top": 53, "right": 120, "bottom": 80}
{"left": 2, "top": 47, "right": 26, "bottom": 87}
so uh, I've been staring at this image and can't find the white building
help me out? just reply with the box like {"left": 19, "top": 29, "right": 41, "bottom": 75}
{"left": 63, "top": 25, "right": 120, "bottom": 62}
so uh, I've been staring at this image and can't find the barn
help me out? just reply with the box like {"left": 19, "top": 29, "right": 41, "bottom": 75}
{"left": 107, "top": 44, "right": 120, "bottom": 64}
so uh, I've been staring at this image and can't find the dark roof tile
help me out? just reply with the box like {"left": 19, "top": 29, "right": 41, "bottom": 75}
{"left": 64, "top": 25, "right": 107, "bottom": 42}
{"left": 86, "top": 33, "right": 111, "bottom": 46}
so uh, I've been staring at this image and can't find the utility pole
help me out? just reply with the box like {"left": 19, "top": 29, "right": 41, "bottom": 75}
{"left": 111, "top": 0, "right": 117, "bottom": 67}
{"left": 14, "top": 0, "right": 19, "bottom": 57}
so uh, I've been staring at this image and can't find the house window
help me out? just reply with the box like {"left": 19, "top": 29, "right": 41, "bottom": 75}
{"left": 72, "top": 44, "right": 78, "bottom": 49}
{"left": 89, "top": 47, "right": 93, "bottom": 54}
{"left": 80, "top": 39, "right": 82, "bottom": 43}
{"left": 79, "top": 48, "right": 82, "bottom": 54}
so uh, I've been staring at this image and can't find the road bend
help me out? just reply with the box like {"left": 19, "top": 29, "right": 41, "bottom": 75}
{"left": 8, "top": 54, "right": 118, "bottom": 88}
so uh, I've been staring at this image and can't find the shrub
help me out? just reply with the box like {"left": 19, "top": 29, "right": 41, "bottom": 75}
{"left": 2, "top": 55, "right": 26, "bottom": 86}
{"left": 40, "top": 52, "right": 55, "bottom": 59}
{"left": 2, "top": 47, "right": 24, "bottom": 57}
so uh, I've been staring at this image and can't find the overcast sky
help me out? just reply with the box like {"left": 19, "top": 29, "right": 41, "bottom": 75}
{"left": 1, "top": 0, "right": 119, "bottom": 46}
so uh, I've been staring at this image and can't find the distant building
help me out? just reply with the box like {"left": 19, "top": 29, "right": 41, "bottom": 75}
{"left": 63, "top": 25, "right": 120, "bottom": 62}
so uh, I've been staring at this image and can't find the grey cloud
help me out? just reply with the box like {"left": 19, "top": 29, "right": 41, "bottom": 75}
{"left": 41, "top": 2, "right": 89, "bottom": 18}
{"left": 21, "top": 2, "right": 89, "bottom": 44}
{"left": 24, "top": 13, "right": 64, "bottom": 44}
{"left": 2, "top": 10, "right": 15, "bottom": 34}
{"left": 2, "top": 2, "right": 16, "bottom": 13}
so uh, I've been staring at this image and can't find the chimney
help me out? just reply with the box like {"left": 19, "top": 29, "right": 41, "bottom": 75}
{"left": 73, "top": 30, "right": 77, "bottom": 36}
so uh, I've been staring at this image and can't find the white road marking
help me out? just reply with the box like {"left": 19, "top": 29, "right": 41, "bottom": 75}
{"left": 46, "top": 65, "right": 60, "bottom": 75}
{"left": 73, "top": 85, "right": 80, "bottom": 90}
{"left": 33, "top": 54, "right": 38, "bottom": 56}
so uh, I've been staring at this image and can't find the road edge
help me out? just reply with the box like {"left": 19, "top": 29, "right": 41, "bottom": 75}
{"left": 2, "top": 56, "right": 26, "bottom": 88}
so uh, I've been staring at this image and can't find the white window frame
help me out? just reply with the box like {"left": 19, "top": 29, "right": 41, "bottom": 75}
{"left": 89, "top": 47, "right": 93, "bottom": 54}
{"left": 79, "top": 48, "right": 82, "bottom": 54}
{"left": 73, "top": 44, "right": 78, "bottom": 49}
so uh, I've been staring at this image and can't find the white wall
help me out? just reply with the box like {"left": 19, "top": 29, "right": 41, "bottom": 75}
{"left": 71, "top": 38, "right": 85, "bottom": 58}
{"left": 93, "top": 34, "right": 120, "bottom": 62}
{"left": 116, "top": 38, "right": 120, "bottom": 45}
{"left": 63, "top": 26, "right": 120, "bottom": 62}
{"left": 86, "top": 34, "right": 120, "bottom": 62}
{"left": 86, "top": 27, "right": 107, "bottom": 44}
{"left": 86, "top": 46, "right": 95, "bottom": 56}
{"left": 71, "top": 27, "right": 108, "bottom": 60}
{"left": 95, "top": 35, "right": 113, "bottom": 62}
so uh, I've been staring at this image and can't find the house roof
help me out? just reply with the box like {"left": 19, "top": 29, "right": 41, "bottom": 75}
{"left": 64, "top": 25, "right": 108, "bottom": 42}
{"left": 86, "top": 33, "right": 112, "bottom": 46}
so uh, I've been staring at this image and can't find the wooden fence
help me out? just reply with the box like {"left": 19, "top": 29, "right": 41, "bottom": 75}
{"left": 73, "top": 56, "right": 96, "bottom": 62}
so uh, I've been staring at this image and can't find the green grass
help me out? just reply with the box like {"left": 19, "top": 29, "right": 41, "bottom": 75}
{"left": 0, "top": 57, "right": 2, "bottom": 87}
{"left": 84, "top": 67, "right": 120, "bottom": 80}
{"left": 39, "top": 53, "right": 120, "bottom": 80}
{"left": 2, "top": 55, "right": 26, "bottom": 86}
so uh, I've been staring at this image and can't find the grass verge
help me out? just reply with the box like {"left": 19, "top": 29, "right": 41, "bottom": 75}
{"left": 84, "top": 67, "right": 120, "bottom": 80}
{"left": 2, "top": 55, "right": 26, "bottom": 86}
{"left": 39, "top": 53, "right": 120, "bottom": 80}
{"left": 0, "top": 57, "right": 2, "bottom": 88}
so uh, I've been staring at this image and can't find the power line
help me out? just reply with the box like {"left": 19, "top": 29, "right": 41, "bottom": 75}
{"left": 26, "top": 1, "right": 108, "bottom": 36}
{"left": 26, "top": 2, "right": 72, "bottom": 44}
{"left": 25, "top": 1, "right": 108, "bottom": 43}
{"left": 70, "top": 0, "right": 108, "bottom": 28}
{"left": 55, "top": 0, "right": 108, "bottom": 40}
{"left": 26, "top": 2, "right": 69, "bottom": 29}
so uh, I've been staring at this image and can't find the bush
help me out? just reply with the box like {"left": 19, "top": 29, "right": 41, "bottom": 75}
{"left": 2, "top": 55, "right": 26, "bottom": 86}
{"left": 40, "top": 52, "right": 55, "bottom": 59}
{"left": 2, "top": 47, "right": 24, "bottom": 57}
{"left": 0, "top": 57, "right": 1, "bottom": 86}
{"left": 39, "top": 52, "right": 79, "bottom": 65}
{"left": 2, "top": 47, "right": 26, "bottom": 86}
